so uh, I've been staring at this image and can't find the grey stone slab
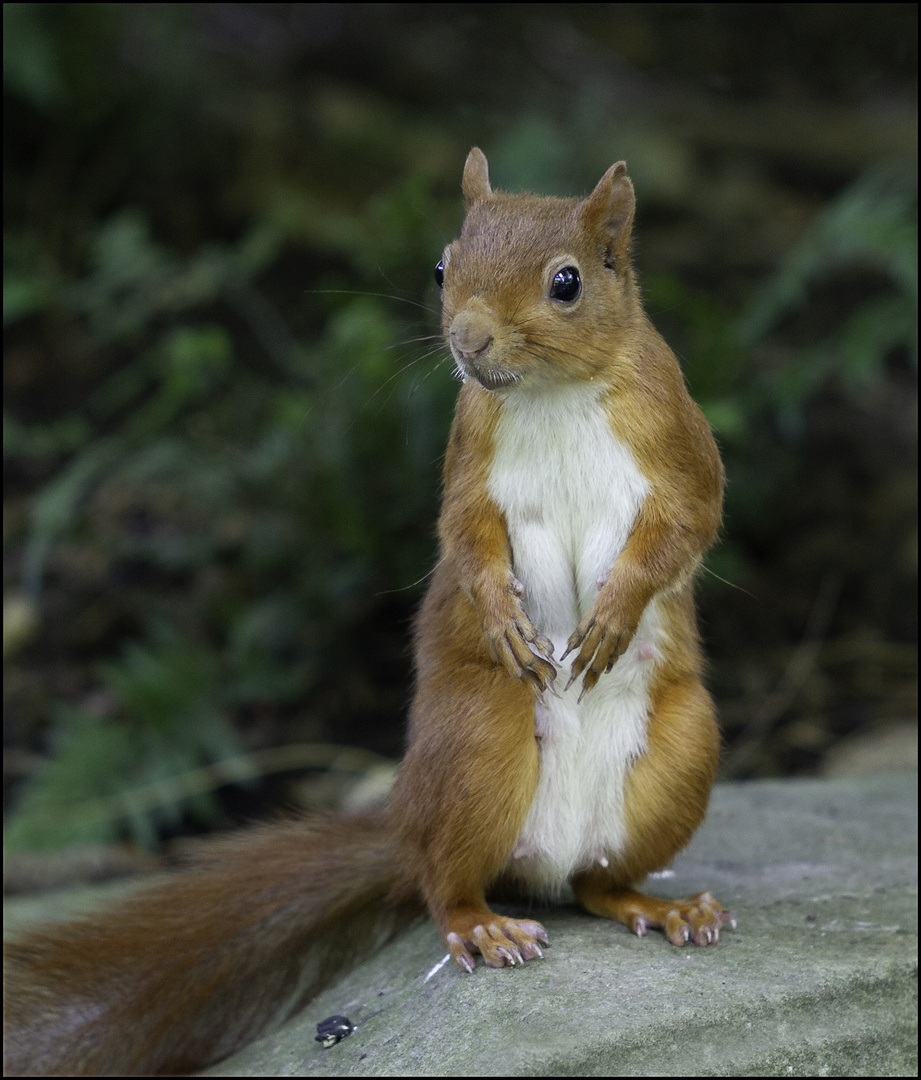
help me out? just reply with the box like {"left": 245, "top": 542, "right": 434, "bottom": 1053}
{"left": 5, "top": 774, "right": 917, "bottom": 1076}
{"left": 203, "top": 774, "right": 917, "bottom": 1077}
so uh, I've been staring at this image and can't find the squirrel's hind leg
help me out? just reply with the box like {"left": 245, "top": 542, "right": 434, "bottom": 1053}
{"left": 572, "top": 674, "right": 734, "bottom": 947}
{"left": 391, "top": 654, "right": 546, "bottom": 971}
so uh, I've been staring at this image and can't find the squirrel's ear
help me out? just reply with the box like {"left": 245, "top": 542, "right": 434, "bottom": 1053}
{"left": 580, "top": 161, "right": 635, "bottom": 264}
{"left": 462, "top": 147, "right": 492, "bottom": 206}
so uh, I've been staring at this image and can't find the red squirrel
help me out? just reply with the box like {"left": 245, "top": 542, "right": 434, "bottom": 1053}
{"left": 4, "top": 148, "right": 731, "bottom": 1076}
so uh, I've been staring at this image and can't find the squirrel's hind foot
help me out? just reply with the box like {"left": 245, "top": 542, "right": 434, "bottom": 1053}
{"left": 574, "top": 880, "right": 735, "bottom": 947}
{"left": 445, "top": 911, "right": 548, "bottom": 971}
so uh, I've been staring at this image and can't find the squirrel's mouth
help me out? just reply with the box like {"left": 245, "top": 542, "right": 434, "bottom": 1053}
{"left": 455, "top": 361, "right": 520, "bottom": 392}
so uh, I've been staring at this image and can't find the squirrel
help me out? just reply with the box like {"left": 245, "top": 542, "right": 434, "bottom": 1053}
{"left": 4, "top": 148, "right": 731, "bottom": 1076}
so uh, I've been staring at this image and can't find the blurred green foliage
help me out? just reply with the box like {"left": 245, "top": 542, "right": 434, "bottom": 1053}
{"left": 738, "top": 166, "right": 917, "bottom": 418}
{"left": 3, "top": 4, "right": 917, "bottom": 850}
{"left": 5, "top": 623, "right": 259, "bottom": 850}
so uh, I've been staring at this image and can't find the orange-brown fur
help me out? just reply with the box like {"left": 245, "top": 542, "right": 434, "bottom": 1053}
{"left": 4, "top": 148, "right": 729, "bottom": 1075}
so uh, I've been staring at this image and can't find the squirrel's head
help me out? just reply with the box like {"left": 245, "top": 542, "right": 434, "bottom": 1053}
{"left": 438, "top": 148, "right": 642, "bottom": 393}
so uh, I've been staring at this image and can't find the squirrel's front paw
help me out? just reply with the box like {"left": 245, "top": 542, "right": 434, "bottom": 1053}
{"left": 561, "top": 593, "right": 643, "bottom": 698}
{"left": 481, "top": 580, "right": 556, "bottom": 695}
{"left": 484, "top": 615, "right": 556, "bottom": 696}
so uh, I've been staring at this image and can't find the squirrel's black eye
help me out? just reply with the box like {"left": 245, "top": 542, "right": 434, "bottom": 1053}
{"left": 435, "top": 261, "right": 445, "bottom": 289}
{"left": 549, "top": 266, "right": 581, "bottom": 302}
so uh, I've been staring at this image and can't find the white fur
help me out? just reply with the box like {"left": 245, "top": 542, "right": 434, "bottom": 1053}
{"left": 485, "top": 382, "right": 661, "bottom": 893}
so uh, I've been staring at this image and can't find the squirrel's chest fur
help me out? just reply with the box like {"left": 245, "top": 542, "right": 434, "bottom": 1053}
{"left": 486, "top": 384, "right": 660, "bottom": 891}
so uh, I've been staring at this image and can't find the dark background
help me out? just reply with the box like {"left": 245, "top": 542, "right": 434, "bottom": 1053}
{"left": 3, "top": 4, "right": 917, "bottom": 865}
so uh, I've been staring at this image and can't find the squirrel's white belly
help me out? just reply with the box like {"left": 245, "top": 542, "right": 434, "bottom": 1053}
{"left": 486, "top": 384, "right": 660, "bottom": 892}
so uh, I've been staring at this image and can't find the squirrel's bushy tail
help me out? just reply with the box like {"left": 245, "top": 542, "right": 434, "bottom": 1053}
{"left": 3, "top": 812, "right": 421, "bottom": 1076}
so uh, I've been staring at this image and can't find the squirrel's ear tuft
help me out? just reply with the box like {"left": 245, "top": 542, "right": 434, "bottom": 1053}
{"left": 579, "top": 161, "right": 635, "bottom": 263}
{"left": 462, "top": 148, "right": 492, "bottom": 206}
